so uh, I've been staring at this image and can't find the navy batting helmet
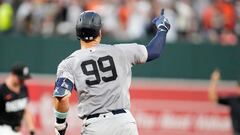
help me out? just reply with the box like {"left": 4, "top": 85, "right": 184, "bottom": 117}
{"left": 76, "top": 11, "right": 102, "bottom": 42}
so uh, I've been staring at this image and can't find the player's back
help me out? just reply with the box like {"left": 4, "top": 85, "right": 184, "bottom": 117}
{"left": 57, "top": 43, "right": 147, "bottom": 118}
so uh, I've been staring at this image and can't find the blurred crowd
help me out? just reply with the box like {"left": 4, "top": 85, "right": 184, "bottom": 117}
{"left": 0, "top": 0, "right": 240, "bottom": 45}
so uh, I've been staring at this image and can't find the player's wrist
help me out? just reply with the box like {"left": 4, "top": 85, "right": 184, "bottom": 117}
{"left": 56, "top": 117, "right": 66, "bottom": 124}
{"left": 157, "top": 30, "right": 167, "bottom": 35}
{"left": 54, "top": 110, "right": 68, "bottom": 120}
{"left": 54, "top": 109, "right": 68, "bottom": 125}
{"left": 157, "top": 20, "right": 170, "bottom": 31}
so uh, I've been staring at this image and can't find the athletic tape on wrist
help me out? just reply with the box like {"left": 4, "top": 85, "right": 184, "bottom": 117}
{"left": 54, "top": 110, "right": 68, "bottom": 119}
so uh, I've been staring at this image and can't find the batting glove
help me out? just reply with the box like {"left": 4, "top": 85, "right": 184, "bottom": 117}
{"left": 55, "top": 122, "right": 68, "bottom": 135}
{"left": 152, "top": 9, "right": 170, "bottom": 32}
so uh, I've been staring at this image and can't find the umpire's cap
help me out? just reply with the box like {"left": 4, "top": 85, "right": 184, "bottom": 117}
{"left": 76, "top": 11, "right": 102, "bottom": 42}
{"left": 11, "top": 64, "right": 31, "bottom": 80}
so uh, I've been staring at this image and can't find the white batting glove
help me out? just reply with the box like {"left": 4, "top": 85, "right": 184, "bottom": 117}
{"left": 55, "top": 122, "right": 68, "bottom": 135}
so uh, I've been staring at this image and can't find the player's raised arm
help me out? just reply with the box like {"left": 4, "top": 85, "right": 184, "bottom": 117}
{"left": 52, "top": 61, "right": 75, "bottom": 135}
{"left": 208, "top": 69, "right": 221, "bottom": 102}
{"left": 146, "top": 9, "right": 170, "bottom": 62}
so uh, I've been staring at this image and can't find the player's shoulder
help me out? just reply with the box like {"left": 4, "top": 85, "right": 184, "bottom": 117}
{"left": 98, "top": 44, "right": 114, "bottom": 48}
{"left": 58, "top": 50, "right": 80, "bottom": 68}
{"left": 95, "top": 44, "right": 118, "bottom": 51}
{"left": 99, "top": 43, "right": 145, "bottom": 54}
{"left": 114, "top": 43, "right": 138, "bottom": 46}
{"left": 113, "top": 43, "right": 140, "bottom": 49}
{"left": 113, "top": 43, "right": 144, "bottom": 50}
{"left": 66, "top": 50, "right": 81, "bottom": 60}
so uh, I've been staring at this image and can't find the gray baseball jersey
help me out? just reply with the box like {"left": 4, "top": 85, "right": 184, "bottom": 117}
{"left": 56, "top": 43, "right": 148, "bottom": 118}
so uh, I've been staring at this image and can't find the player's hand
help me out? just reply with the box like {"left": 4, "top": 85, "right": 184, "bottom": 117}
{"left": 152, "top": 9, "right": 170, "bottom": 32}
{"left": 211, "top": 69, "right": 221, "bottom": 82}
{"left": 55, "top": 122, "right": 68, "bottom": 135}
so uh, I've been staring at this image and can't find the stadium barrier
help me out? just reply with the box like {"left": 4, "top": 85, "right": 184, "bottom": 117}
{"left": 0, "top": 75, "right": 235, "bottom": 135}
{"left": 0, "top": 35, "right": 239, "bottom": 80}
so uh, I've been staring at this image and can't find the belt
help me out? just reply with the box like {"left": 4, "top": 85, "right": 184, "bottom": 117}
{"left": 86, "top": 109, "right": 126, "bottom": 120}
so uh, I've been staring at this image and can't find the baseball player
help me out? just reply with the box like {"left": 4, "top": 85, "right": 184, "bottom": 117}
{"left": 208, "top": 70, "right": 240, "bottom": 135}
{"left": 0, "top": 64, "right": 35, "bottom": 135}
{"left": 53, "top": 9, "right": 170, "bottom": 135}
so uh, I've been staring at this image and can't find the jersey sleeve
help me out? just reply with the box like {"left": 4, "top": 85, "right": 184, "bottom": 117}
{"left": 54, "top": 60, "right": 75, "bottom": 97}
{"left": 218, "top": 96, "right": 232, "bottom": 105}
{"left": 56, "top": 60, "right": 74, "bottom": 82}
{"left": 115, "top": 43, "right": 148, "bottom": 65}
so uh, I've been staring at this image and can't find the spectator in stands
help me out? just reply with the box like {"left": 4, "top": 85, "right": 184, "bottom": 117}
{"left": 1, "top": 0, "right": 240, "bottom": 44}
{"left": 117, "top": 0, "right": 132, "bottom": 39}
{"left": 0, "top": 0, "right": 13, "bottom": 33}
{"left": 84, "top": 0, "right": 102, "bottom": 11}
{"left": 208, "top": 70, "right": 240, "bottom": 135}
{"left": 175, "top": 0, "right": 198, "bottom": 42}
{"left": 218, "top": 0, "right": 238, "bottom": 45}
{"left": 220, "top": 28, "right": 238, "bottom": 45}
{"left": 124, "top": 0, "right": 150, "bottom": 39}
{"left": 16, "top": 0, "right": 33, "bottom": 34}
{"left": 55, "top": 0, "right": 83, "bottom": 36}
{"left": 202, "top": 0, "right": 237, "bottom": 45}
{"left": 160, "top": 0, "right": 178, "bottom": 42}
{"left": 235, "top": 0, "right": 240, "bottom": 40}
{"left": 97, "top": 0, "right": 118, "bottom": 36}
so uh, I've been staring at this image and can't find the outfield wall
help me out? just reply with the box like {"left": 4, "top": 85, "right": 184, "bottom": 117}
{"left": 0, "top": 74, "right": 237, "bottom": 135}
{"left": 0, "top": 35, "right": 239, "bottom": 80}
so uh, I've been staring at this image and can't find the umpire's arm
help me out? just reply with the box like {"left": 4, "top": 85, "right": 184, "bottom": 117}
{"left": 23, "top": 106, "right": 35, "bottom": 135}
{"left": 208, "top": 70, "right": 220, "bottom": 102}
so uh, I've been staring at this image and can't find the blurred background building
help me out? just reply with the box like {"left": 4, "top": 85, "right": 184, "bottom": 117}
{"left": 0, "top": 0, "right": 240, "bottom": 135}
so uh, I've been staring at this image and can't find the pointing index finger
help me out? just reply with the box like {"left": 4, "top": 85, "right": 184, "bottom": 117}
{"left": 161, "top": 9, "right": 165, "bottom": 16}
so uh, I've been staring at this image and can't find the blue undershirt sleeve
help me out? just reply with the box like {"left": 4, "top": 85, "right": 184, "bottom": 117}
{"left": 146, "top": 31, "right": 167, "bottom": 62}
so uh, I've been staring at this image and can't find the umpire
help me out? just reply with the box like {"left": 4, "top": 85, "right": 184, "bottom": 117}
{"left": 0, "top": 64, "right": 35, "bottom": 135}
{"left": 208, "top": 70, "right": 240, "bottom": 135}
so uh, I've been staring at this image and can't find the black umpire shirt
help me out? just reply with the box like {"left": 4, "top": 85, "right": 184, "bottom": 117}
{"left": 218, "top": 96, "right": 240, "bottom": 134}
{"left": 0, "top": 83, "right": 29, "bottom": 130}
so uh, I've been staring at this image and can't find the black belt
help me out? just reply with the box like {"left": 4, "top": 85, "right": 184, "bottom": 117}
{"left": 86, "top": 109, "right": 126, "bottom": 120}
